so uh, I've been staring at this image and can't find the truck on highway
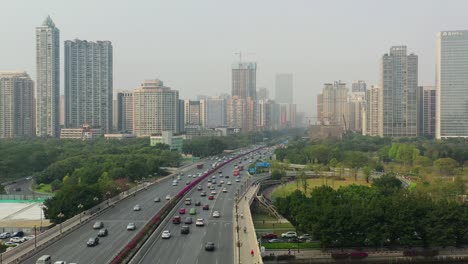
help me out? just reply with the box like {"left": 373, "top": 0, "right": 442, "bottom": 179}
{"left": 196, "top": 163, "right": 204, "bottom": 169}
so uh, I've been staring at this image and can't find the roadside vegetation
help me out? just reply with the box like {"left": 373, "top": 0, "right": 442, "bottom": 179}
{"left": 0, "top": 138, "right": 180, "bottom": 223}
{"left": 271, "top": 134, "right": 468, "bottom": 249}
{"left": 181, "top": 129, "right": 303, "bottom": 158}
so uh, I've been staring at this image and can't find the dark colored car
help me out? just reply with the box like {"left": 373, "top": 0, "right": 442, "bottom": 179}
{"left": 203, "top": 204, "right": 209, "bottom": 210}
{"left": 87, "top": 237, "right": 99, "bottom": 247}
{"left": 350, "top": 252, "right": 368, "bottom": 259}
{"left": 172, "top": 216, "right": 181, "bottom": 224}
{"left": 12, "top": 231, "right": 24, "bottom": 237}
{"left": 15, "top": 187, "right": 21, "bottom": 192}
{"left": 205, "top": 242, "right": 215, "bottom": 251}
{"left": 181, "top": 225, "right": 190, "bottom": 234}
{"left": 261, "top": 233, "right": 277, "bottom": 239}
{"left": 97, "top": 228, "right": 108, "bottom": 237}
{"left": 195, "top": 201, "right": 201, "bottom": 206}
{"left": 184, "top": 217, "right": 193, "bottom": 224}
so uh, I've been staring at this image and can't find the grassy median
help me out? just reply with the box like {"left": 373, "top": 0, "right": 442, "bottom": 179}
{"left": 262, "top": 242, "right": 321, "bottom": 249}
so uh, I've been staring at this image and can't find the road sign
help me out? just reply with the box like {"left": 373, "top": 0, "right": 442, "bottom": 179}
{"left": 256, "top": 162, "right": 270, "bottom": 168}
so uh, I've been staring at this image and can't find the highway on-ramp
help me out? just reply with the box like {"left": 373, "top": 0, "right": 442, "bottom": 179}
{"left": 21, "top": 160, "right": 214, "bottom": 264}
{"left": 132, "top": 151, "right": 268, "bottom": 264}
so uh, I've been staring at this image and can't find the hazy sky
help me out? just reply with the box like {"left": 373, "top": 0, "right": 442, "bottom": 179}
{"left": 2, "top": 0, "right": 468, "bottom": 115}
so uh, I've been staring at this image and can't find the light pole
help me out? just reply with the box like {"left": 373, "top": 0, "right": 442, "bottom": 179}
{"left": 106, "top": 191, "right": 111, "bottom": 205}
{"left": 77, "top": 203, "right": 84, "bottom": 223}
{"left": 57, "top": 212, "right": 64, "bottom": 234}
{"left": 40, "top": 204, "right": 47, "bottom": 231}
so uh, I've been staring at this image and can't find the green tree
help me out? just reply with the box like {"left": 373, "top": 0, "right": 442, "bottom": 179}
{"left": 344, "top": 151, "right": 368, "bottom": 181}
{"left": 298, "top": 170, "right": 308, "bottom": 194}
{"left": 271, "top": 169, "right": 284, "bottom": 180}
{"left": 363, "top": 166, "right": 372, "bottom": 183}
{"left": 434, "top": 157, "right": 459, "bottom": 175}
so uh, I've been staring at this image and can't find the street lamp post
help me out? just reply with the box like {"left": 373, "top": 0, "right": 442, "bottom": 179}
{"left": 40, "top": 205, "right": 47, "bottom": 231}
{"left": 106, "top": 191, "right": 111, "bottom": 205}
{"left": 57, "top": 212, "right": 64, "bottom": 234}
{"left": 77, "top": 203, "right": 84, "bottom": 223}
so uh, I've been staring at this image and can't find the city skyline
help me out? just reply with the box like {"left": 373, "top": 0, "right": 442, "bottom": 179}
{"left": 2, "top": 1, "right": 468, "bottom": 115}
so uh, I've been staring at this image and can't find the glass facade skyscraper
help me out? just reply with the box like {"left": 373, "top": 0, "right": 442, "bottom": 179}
{"left": 436, "top": 31, "right": 468, "bottom": 138}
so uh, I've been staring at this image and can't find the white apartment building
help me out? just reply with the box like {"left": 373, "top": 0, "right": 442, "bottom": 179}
{"left": 36, "top": 16, "right": 60, "bottom": 137}
{"left": 64, "top": 39, "right": 113, "bottom": 133}
{"left": 381, "top": 46, "right": 418, "bottom": 137}
{"left": 0, "top": 72, "right": 35, "bottom": 138}
{"left": 133, "top": 79, "right": 179, "bottom": 137}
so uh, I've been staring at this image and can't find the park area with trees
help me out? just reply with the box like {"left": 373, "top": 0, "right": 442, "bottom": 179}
{"left": 271, "top": 134, "right": 468, "bottom": 249}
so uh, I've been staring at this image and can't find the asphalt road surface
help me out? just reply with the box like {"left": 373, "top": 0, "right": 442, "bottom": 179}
{"left": 4, "top": 178, "right": 39, "bottom": 196}
{"left": 134, "top": 151, "right": 267, "bottom": 264}
{"left": 21, "top": 159, "right": 216, "bottom": 264}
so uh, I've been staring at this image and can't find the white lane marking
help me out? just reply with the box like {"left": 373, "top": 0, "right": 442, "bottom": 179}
{"left": 176, "top": 257, "right": 181, "bottom": 264}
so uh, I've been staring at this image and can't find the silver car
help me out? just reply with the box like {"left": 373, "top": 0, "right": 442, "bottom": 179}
{"left": 127, "top": 223, "right": 136, "bottom": 230}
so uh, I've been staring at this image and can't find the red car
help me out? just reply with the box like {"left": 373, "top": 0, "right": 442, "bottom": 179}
{"left": 208, "top": 195, "right": 214, "bottom": 200}
{"left": 261, "top": 233, "right": 277, "bottom": 239}
{"left": 179, "top": 208, "right": 186, "bottom": 214}
{"left": 172, "top": 216, "right": 181, "bottom": 224}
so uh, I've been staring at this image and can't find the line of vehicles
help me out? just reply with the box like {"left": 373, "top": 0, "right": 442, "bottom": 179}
{"left": 0, "top": 231, "right": 36, "bottom": 251}
{"left": 32, "top": 147, "right": 269, "bottom": 264}
{"left": 159, "top": 162, "right": 248, "bottom": 253}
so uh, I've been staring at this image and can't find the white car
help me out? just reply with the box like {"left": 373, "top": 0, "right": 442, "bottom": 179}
{"left": 54, "top": 262, "right": 66, "bottom": 264}
{"left": 196, "top": 218, "right": 205, "bottom": 226}
{"left": 227, "top": 181, "right": 232, "bottom": 185}
{"left": 235, "top": 178, "right": 240, "bottom": 182}
{"left": 161, "top": 230, "right": 171, "bottom": 239}
{"left": 133, "top": 204, "right": 141, "bottom": 211}
{"left": 281, "top": 231, "right": 297, "bottom": 238}
{"left": 172, "top": 182, "right": 177, "bottom": 186}
{"left": 166, "top": 195, "right": 171, "bottom": 200}
{"left": 220, "top": 180, "right": 224, "bottom": 184}
{"left": 0, "top": 232, "right": 11, "bottom": 239}
{"left": 222, "top": 188, "right": 227, "bottom": 193}
{"left": 212, "top": 211, "right": 220, "bottom": 218}
{"left": 10, "top": 237, "right": 25, "bottom": 243}
{"left": 23, "top": 235, "right": 35, "bottom": 241}
{"left": 211, "top": 190, "right": 217, "bottom": 195}
{"left": 212, "top": 175, "right": 216, "bottom": 179}
{"left": 4, "top": 242, "right": 18, "bottom": 247}
{"left": 188, "top": 174, "right": 192, "bottom": 178}
{"left": 127, "top": 223, "right": 136, "bottom": 230}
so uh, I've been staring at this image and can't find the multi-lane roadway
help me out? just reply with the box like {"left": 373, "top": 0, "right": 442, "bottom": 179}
{"left": 132, "top": 151, "right": 269, "bottom": 264}
{"left": 21, "top": 159, "right": 216, "bottom": 264}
